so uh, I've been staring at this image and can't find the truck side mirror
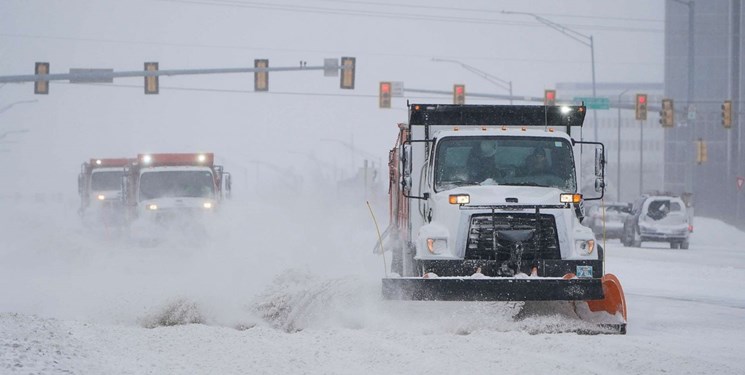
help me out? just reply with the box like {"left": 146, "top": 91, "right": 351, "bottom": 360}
{"left": 595, "top": 177, "right": 605, "bottom": 193}
{"left": 594, "top": 148, "right": 604, "bottom": 177}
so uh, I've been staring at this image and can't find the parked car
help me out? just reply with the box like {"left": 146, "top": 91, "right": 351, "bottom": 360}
{"left": 584, "top": 202, "right": 632, "bottom": 239}
{"left": 622, "top": 195, "right": 691, "bottom": 249}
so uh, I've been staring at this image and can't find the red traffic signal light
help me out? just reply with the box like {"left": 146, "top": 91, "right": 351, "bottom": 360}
{"left": 635, "top": 93, "right": 648, "bottom": 121}
{"left": 544, "top": 89, "right": 556, "bottom": 106}
{"left": 379, "top": 81, "right": 391, "bottom": 108}
{"left": 453, "top": 84, "right": 465, "bottom": 105}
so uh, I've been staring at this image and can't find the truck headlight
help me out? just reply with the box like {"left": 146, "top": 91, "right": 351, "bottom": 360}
{"left": 147, "top": 204, "right": 158, "bottom": 211}
{"left": 576, "top": 239, "right": 595, "bottom": 255}
{"left": 97, "top": 194, "right": 106, "bottom": 201}
{"left": 448, "top": 194, "right": 470, "bottom": 204}
{"left": 203, "top": 202, "right": 213, "bottom": 209}
{"left": 426, "top": 238, "right": 447, "bottom": 254}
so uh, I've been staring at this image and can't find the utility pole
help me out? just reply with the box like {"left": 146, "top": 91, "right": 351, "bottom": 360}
{"left": 617, "top": 89, "right": 630, "bottom": 202}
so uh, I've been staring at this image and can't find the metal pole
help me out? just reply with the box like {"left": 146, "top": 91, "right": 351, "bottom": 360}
{"left": 509, "top": 81, "right": 513, "bottom": 105}
{"left": 639, "top": 120, "right": 644, "bottom": 196}
{"left": 618, "top": 89, "right": 630, "bottom": 202}
{"left": 591, "top": 36, "right": 599, "bottom": 142}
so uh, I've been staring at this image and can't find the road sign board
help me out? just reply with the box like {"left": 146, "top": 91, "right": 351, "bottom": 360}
{"left": 573, "top": 97, "right": 610, "bottom": 110}
{"left": 391, "top": 81, "right": 404, "bottom": 97}
{"left": 737, "top": 176, "right": 744, "bottom": 191}
{"left": 69, "top": 68, "right": 114, "bottom": 83}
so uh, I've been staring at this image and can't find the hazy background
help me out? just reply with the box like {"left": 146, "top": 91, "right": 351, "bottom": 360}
{"left": 0, "top": 0, "right": 664, "bottom": 199}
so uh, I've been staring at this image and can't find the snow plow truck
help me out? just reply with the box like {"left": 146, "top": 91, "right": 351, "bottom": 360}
{"left": 379, "top": 103, "right": 627, "bottom": 334}
{"left": 78, "top": 158, "right": 132, "bottom": 226}
{"left": 122, "top": 153, "right": 231, "bottom": 230}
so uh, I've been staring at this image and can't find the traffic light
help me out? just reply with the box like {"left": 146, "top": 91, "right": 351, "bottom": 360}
{"left": 659, "top": 98, "right": 674, "bottom": 127}
{"left": 696, "top": 138, "right": 708, "bottom": 164}
{"left": 453, "top": 84, "right": 465, "bottom": 105}
{"left": 340, "top": 57, "right": 355, "bottom": 89}
{"left": 379, "top": 81, "right": 391, "bottom": 108}
{"left": 544, "top": 89, "right": 556, "bottom": 106}
{"left": 144, "top": 62, "right": 159, "bottom": 95}
{"left": 254, "top": 59, "right": 268, "bottom": 92}
{"left": 722, "top": 100, "right": 732, "bottom": 128}
{"left": 34, "top": 62, "right": 50, "bottom": 95}
{"left": 635, "top": 93, "right": 648, "bottom": 121}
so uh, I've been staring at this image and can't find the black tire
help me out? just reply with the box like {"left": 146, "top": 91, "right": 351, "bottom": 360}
{"left": 680, "top": 240, "right": 690, "bottom": 250}
{"left": 669, "top": 241, "right": 679, "bottom": 249}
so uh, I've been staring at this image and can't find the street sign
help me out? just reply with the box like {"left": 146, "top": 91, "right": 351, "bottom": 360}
{"left": 391, "top": 81, "right": 404, "bottom": 97}
{"left": 573, "top": 96, "right": 610, "bottom": 110}
{"left": 323, "top": 58, "right": 338, "bottom": 77}
{"left": 737, "top": 176, "right": 744, "bottom": 191}
{"left": 69, "top": 68, "right": 114, "bottom": 83}
{"left": 687, "top": 105, "right": 696, "bottom": 120}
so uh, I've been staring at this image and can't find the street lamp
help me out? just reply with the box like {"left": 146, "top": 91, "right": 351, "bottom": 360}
{"left": 502, "top": 10, "right": 598, "bottom": 141}
{"left": 0, "top": 100, "right": 38, "bottom": 115}
{"left": 671, "top": 0, "right": 695, "bottom": 195}
{"left": 617, "top": 89, "right": 630, "bottom": 202}
{"left": 431, "top": 58, "right": 514, "bottom": 104}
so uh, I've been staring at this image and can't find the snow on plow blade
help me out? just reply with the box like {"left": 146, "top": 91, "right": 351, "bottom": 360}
{"left": 382, "top": 277, "right": 604, "bottom": 302}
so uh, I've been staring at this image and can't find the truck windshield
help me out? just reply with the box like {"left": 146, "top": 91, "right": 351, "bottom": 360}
{"left": 139, "top": 170, "right": 215, "bottom": 200}
{"left": 434, "top": 136, "right": 577, "bottom": 192}
{"left": 91, "top": 171, "right": 123, "bottom": 191}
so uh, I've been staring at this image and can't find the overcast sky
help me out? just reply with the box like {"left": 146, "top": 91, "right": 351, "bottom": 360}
{"left": 0, "top": 0, "right": 665, "bottom": 195}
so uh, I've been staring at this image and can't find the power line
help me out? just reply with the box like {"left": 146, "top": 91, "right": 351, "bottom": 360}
{"left": 159, "top": 0, "right": 663, "bottom": 33}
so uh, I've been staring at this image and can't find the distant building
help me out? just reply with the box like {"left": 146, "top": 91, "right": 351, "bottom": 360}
{"left": 663, "top": 0, "right": 744, "bottom": 227}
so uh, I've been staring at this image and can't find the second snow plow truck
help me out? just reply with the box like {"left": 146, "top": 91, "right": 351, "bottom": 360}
{"left": 379, "top": 103, "right": 627, "bottom": 334}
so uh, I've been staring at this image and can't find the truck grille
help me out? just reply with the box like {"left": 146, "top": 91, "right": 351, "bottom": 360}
{"left": 466, "top": 213, "right": 560, "bottom": 261}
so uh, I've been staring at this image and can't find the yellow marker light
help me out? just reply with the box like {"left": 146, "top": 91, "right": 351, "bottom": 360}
{"left": 203, "top": 202, "right": 213, "bottom": 209}
{"left": 97, "top": 194, "right": 105, "bottom": 201}
{"left": 142, "top": 155, "right": 152, "bottom": 164}
{"left": 147, "top": 204, "right": 158, "bottom": 210}
{"left": 560, "top": 106, "right": 572, "bottom": 114}
{"left": 481, "top": 126, "right": 487, "bottom": 131}
{"left": 453, "top": 127, "right": 459, "bottom": 131}
{"left": 95, "top": 159, "right": 102, "bottom": 165}
{"left": 560, "top": 193, "right": 583, "bottom": 203}
{"left": 501, "top": 126, "right": 507, "bottom": 131}
{"left": 548, "top": 128, "right": 555, "bottom": 132}
{"left": 448, "top": 194, "right": 470, "bottom": 205}
{"left": 197, "top": 154, "right": 207, "bottom": 163}
{"left": 521, "top": 127, "right": 527, "bottom": 131}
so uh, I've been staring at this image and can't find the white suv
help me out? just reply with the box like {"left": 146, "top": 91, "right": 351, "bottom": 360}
{"left": 622, "top": 195, "right": 692, "bottom": 249}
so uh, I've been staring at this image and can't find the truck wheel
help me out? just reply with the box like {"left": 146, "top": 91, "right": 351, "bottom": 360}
{"left": 669, "top": 241, "right": 679, "bottom": 249}
{"left": 680, "top": 240, "right": 690, "bottom": 250}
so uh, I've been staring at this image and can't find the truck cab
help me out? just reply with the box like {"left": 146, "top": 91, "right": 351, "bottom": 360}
{"left": 123, "top": 153, "right": 231, "bottom": 227}
{"left": 78, "top": 158, "right": 132, "bottom": 225}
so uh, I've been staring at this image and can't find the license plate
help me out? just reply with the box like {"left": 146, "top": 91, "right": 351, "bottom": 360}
{"left": 576, "top": 265, "right": 593, "bottom": 278}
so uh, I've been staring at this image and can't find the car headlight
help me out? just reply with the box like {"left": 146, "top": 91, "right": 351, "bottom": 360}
{"left": 203, "top": 202, "right": 213, "bottom": 209}
{"left": 146, "top": 204, "right": 158, "bottom": 211}
{"left": 426, "top": 238, "right": 447, "bottom": 255}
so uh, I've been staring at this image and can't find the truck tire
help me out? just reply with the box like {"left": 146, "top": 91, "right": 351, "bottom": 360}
{"left": 669, "top": 241, "right": 679, "bottom": 249}
{"left": 680, "top": 240, "right": 690, "bottom": 250}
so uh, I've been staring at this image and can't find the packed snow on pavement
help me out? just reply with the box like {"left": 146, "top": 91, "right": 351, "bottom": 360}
{"left": 1, "top": 195, "right": 744, "bottom": 374}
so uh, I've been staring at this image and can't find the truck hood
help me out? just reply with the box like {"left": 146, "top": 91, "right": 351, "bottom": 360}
{"left": 440, "top": 185, "right": 567, "bottom": 206}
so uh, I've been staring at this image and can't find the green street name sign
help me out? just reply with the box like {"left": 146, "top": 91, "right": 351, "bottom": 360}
{"left": 573, "top": 96, "right": 610, "bottom": 110}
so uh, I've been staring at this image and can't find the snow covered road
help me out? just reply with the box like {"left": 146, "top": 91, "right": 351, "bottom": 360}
{"left": 1, "top": 197, "right": 744, "bottom": 374}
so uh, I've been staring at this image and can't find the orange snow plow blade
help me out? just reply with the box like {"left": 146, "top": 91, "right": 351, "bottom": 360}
{"left": 587, "top": 274, "right": 627, "bottom": 321}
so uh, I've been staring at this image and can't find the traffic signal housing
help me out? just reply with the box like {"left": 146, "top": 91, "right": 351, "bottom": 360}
{"left": 722, "top": 100, "right": 732, "bottom": 128}
{"left": 254, "top": 59, "right": 269, "bottom": 92}
{"left": 340, "top": 57, "right": 355, "bottom": 89}
{"left": 635, "top": 94, "right": 648, "bottom": 120}
{"left": 144, "top": 62, "right": 159, "bottom": 95}
{"left": 379, "top": 81, "right": 391, "bottom": 108}
{"left": 696, "top": 138, "right": 708, "bottom": 164}
{"left": 453, "top": 84, "right": 465, "bottom": 105}
{"left": 34, "top": 62, "right": 50, "bottom": 95}
{"left": 544, "top": 89, "right": 556, "bottom": 106}
{"left": 659, "top": 98, "right": 674, "bottom": 127}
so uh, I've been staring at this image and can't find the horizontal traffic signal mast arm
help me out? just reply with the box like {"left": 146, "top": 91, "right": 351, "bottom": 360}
{"left": 408, "top": 104, "right": 586, "bottom": 127}
{"left": 0, "top": 64, "right": 352, "bottom": 84}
